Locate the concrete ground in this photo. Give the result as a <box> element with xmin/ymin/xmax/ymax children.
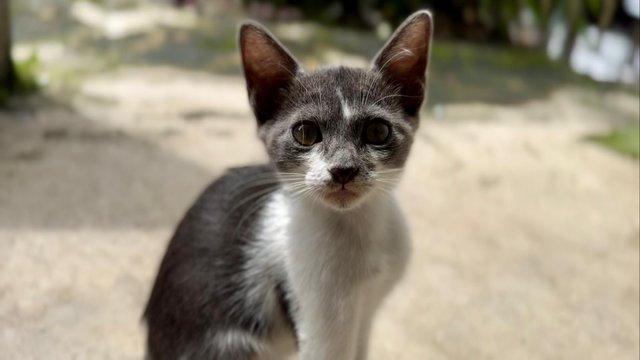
<box><xmin>0</xmin><ymin>66</ymin><xmax>638</xmax><ymax>360</ymax></box>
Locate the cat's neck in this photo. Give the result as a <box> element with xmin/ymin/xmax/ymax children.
<box><xmin>283</xmin><ymin>189</ymin><xmax>396</xmax><ymax>242</ymax></box>
<box><xmin>274</xmin><ymin>186</ymin><xmax>407</xmax><ymax>283</ymax></box>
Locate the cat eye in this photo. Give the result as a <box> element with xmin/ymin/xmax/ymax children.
<box><xmin>292</xmin><ymin>121</ymin><xmax>322</xmax><ymax>146</ymax></box>
<box><xmin>363</xmin><ymin>120</ymin><xmax>391</xmax><ymax>145</ymax></box>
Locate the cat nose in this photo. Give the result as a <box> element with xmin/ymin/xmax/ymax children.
<box><xmin>329</xmin><ymin>167</ymin><xmax>359</xmax><ymax>185</ymax></box>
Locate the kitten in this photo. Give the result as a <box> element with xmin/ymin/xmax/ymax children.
<box><xmin>144</xmin><ymin>10</ymin><xmax>432</xmax><ymax>360</ymax></box>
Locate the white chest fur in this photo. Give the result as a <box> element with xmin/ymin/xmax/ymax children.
<box><xmin>257</xmin><ymin>190</ymin><xmax>411</xmax><ymax>360</ymax></box>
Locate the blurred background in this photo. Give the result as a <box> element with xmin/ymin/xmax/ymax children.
<box><xmin>0</xmin><ymin>1</ymin><xmax>638</xmax><ymax>359</ymax></box>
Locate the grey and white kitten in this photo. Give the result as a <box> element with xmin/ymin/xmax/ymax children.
<box><xmin>144</xmin><ymin>10</ymin><xmax>433</xmax><ymax>360</ymax></box>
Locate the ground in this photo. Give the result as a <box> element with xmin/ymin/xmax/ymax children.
<box><xmin>0</xmin><ymin>1</ymin><xmax>639</xmax><ymax>359</ymax></box>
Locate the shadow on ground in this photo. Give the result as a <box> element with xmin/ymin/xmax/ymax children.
<box><xmin>0</xmin><ymin>98</ymin><xmax>213</xmax><ymax>230</ymax></box>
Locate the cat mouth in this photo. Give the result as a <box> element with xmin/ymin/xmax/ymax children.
<box><xmin>322</xmin><ymin>187</ymin><xmax>362</xmax><ymax>207</ymax></box>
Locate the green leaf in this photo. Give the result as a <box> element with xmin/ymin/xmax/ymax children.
<box><xmin>585</xmin><ymin>0</ymin><xmax>601</xmax><ymax>16</ymax></box>
<box><xmin>589</xmin><ymin>126</ymin><xmax>640</xmax><ymax>159</ymax></box>
<box><xmin>14</xmin><ymin>51</ymin><xmax>40</xmax><ymax>94</ymax></box>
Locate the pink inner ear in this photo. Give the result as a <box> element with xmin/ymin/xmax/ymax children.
<box><xmin>241</xmin><ymin>26</ymin><xmax>298</xmax><ymax>83</ymax></box>
<box><xmin>386</xmin><ymin>20</ymin><xmax>430</xmax><ymax>75</ymax></box>
<box><xmin>243</xmin><ymin>33</ymin><xmax>280</xmax><ymax>74</ymax></box>
<box><xmin>387</xmin><ymin>48</ymin><xmax>420</xmax><ymax>76</ymax></box>
<box><xmin>373</xmin><ymin>11</ymin><xmax>432</xmax><ymax>116</ymax></box>
<box><xmin>240</xmin><ymin>23</ymin><xmax>299</xmax><ymax>123</ymax></box>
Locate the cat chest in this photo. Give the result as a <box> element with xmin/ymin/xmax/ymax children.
<box><xmin>258</xmin><ymin>192</ymin><xmax>409</xmax><ymax>290</ymax></box>
<box><xmin>286</xmin><ymin>221</ymin><xmax>406</xmax><ymax>286</ymax></box>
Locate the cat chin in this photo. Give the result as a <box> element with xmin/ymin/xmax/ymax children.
<box><xmin>318</xmin><ymin>188</ymin><xmax>373</xmax><ymax>211</ymax></box>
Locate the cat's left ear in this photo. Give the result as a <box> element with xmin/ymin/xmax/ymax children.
<box><xmin>239</xmin><ymin>22</ymin><xmax>301</xmax><ymax>125</ymax></box>
<box><xmin>372</xmin><ymin>10</ymin><xmax>433</xmax><ymax>117</ymax></box>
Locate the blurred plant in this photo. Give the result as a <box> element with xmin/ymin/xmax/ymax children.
<box><xmin>551</xmin><ymin>0</ymin><xmax>621</xmax><ymax>58</ymax></box>
<box><xmin>589</xmin><ymin>125</ymin><xmax>640</xmax><ymax>159</ymax></box>
<box><xmin>14</xmin><ymin>52</ymin><xmax>40</xmax><ymax>93</ymax></box>
<box><xmin>0</xmin><ymin>0</ymin><xmax>15</xmax><ymax>102</ymax></box>
<box><xmin>0</xmin><ymin>0</ymin><xmax>40</xmax><ymax>105</ymax></box>
<box><xmin>242</xmin><ymin>0</ymin><xmax>624</xmax><ymax>48</ymax></box>
<box><xmin>0</xmin><ymin>52</ymin><xmax>40</xmax><ymax>104</ymax></box>
<box><xmin>242</xmin><ymin>0</ymin><xmax>374</xmax><ymax>28</ymax></box>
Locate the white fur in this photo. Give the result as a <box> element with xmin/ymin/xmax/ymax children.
<box><xmin>337</xmin><ymin>88</ymin><xmax>354</xmax><ymax>119</ymax></box>
<box><xmin>304</xmin><ymin>150</ymin><xmax>332</xmax><ymax>186</ymax></box>
<box><xmin>211</xmin><ymin>329</ymin><xmax>263</xmax><ymax>355</ymax></box>
<box><xmin>254</xmin><ymin>188</ymin><xmax>411</xmax><ymax>360</ymax></box>
<box><xmin>241</xmin><ymin>193</ymin><xmax>298</xmax><ymax>359</ymax></box>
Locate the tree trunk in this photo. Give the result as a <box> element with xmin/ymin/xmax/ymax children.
<box><xmin>0</xmin><ymin>0</ymin><xmax>15</xmax><ymax>94</ymax></box>
<box><xmin>561</xmin><ymin>0</ymin><xmax>583</xmax><ymax>61</ymax></box>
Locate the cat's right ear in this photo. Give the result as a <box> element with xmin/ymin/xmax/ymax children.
<box><xmin>372</xmin><ymin>11</ymin><xmax>433</xmax><ymax>117</ymax></box>
<box><xmin>239</xmin><ymin>22</ymin><xmax>300</xmax><ymax>125</ymax></box>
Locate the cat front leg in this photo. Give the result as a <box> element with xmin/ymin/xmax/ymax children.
<box><xmin>354</xmin><ymin>315</ymin><xmax>373</xmax><ymax>360</ymax></box>
<box><xmin>294</xmin><ymin>287</ymin><xmax>362</xmax><ymax>360</ymax></box>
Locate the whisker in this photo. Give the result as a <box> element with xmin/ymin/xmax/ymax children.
<box><xmin>232</xmin><ymin>192</ymin><xmax>276</xmax><ymax>237</ymax></box>
<box><xmin>377</xmin><ymin>167</ymin><xmax>404</xmax><ymax>173</ymax></box>
<box><xmin>224</xmin><ymin>179</ymin><xmax>282</xmax><ymax>197</ymax></box>
<box><xmin>224</xmin><ymin>186</ymin><xmax>281</xmax><ymax>222</ymax></box>
<box><xmin>370</xmin><ymin>93</ymin><xmax>421</xmax><ymax>107</ymax></box>
<box><xmin>362</xmin><ymin>71</ymin><xmax>380</xmax><ymax>107</ymax></box>
<box><xmin>377</xmin><ymin>48</ymin><xmax>414</xmax><ymax>73</ymax></box>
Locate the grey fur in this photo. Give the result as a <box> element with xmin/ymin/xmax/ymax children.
<box><xmin>258</xmin><ymin>66</ymin><xmax>416</xmax><ymax>177</ymax></box>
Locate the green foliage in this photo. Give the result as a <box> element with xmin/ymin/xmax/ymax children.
<box><xmin>524</xmin><ymin>0</ymin><xmax>545</xmax><ymax>21</ymax></box>
<box><xmin>14</xmin><ymin>52</ymin><xmax>40</xmax><ymax>94</ymax></box>
<box><xmin>590</xmin><ymin>126</ymin><xmax>640</xmax><ymax>159</ymax></box>
<box><xmin>0</xmin><ymin>52</ymin><xmax>40</xmax><ymax>105</ymax></box>
<box><xmin>427</xmin><ymin>40</ymin><xmax>592</xmax><ymax>105</ymax></box>
<box><xmin>584</xmin><ymin>0</ymin><xmax>601</xmax><ymax>17</ymax></box>
<box><xmin>247</xmin><ymin>0</ymin><xmax>614</xmax><ymax>44</ymax></box>
<box><xmin>0</xmin><ymin>87</ymin><xmax>8</xmax><ymax>104</ymax></box>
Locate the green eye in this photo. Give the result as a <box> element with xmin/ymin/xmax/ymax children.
<box><xmin>363</xmin><ymin>120</ymin><xmax>391</xmax><ymax>145</ymax></box>
<box><xmin>292</xmin><ymin>121</ymin><xmax>321</xmax><ymax>146</ymax></box>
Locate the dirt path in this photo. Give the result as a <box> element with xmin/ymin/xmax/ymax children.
<box><xmin>0</xmin><ymin>65</ymin><xmax>638</xmax><ymax>359</ymax></box>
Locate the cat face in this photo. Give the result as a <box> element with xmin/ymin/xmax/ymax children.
<box><xmin>240</xmin><ymin>11</ymin><xmax>433</xmax><ymax>210</ymax></box>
